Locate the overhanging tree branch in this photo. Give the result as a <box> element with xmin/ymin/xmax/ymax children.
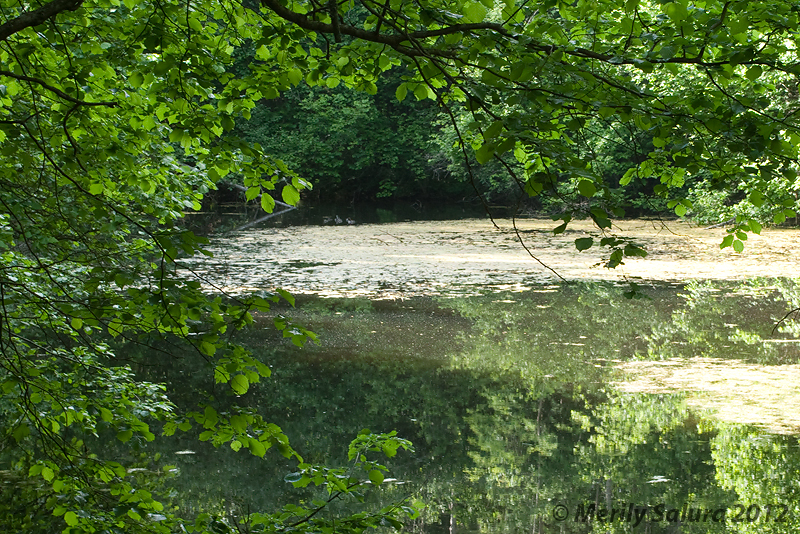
<box><xmin>0</xmin><ymin>70</ymin><xmax>117</xmax><ymax>107</ymax></box>
<box><xmin>259</xmin><ymin>0</ymin><xmax>797</xmax><ymax>74</ymax></box>
<box><xmin>0</xmin><ymin>0</ymin><xmax>84</xmax><ymax>42</ymax></box>
<box><xmin>259</xmin><ymin>0</ymin><xmax>509</xmax><ymax>56</ymax></box>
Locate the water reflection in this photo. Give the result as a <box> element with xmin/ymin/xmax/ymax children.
<box><xmin>132</xmin><ymin>280</ymin><xmax>800</xmax><ymax>532</ymax></box>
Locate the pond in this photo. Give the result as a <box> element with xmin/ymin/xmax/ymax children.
<box><xmin>141</xmin><ymin>218</ymin><xmax>800</xmax><ymax>533</ymax></box>
<box><xmin>184</xmin><ymin>217</ymin><xmax>800</xmax><ymax>296</ymax></box>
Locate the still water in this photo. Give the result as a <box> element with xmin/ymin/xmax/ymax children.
<box><xmin>144</xmin><ymin>219</ymin><xmax>800</xmax><ymax>533</ymax></box>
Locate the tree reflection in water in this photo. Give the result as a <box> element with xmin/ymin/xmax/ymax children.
<box><xmin>129</xmin><ymin>280</ymin><xmax>800</xmax><ymax>533</ymax></box>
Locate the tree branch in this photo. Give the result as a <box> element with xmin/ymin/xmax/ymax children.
<box><xmin>536</xmin><ymin>41</ymin><xmax>791</xmax><ymax>71</ymax></box>
<box><xmin>328</xmin><ymin>0</ymin><xmax>341</xmax><ymax>42</ymax></box>
<box><xmin>0</xmin><ymin>70</ymin><xmax>117</xmax><ymax>107</ymax></box>
<box><xmin>0</xmin><ymin>0</ymin><xmax>84</xmax><ymax>42</ymax></box>
<box><xmin>259</xmin><ymin>0</ymin><xmax>792</xmax><ymax>74</ymax></box>
<box><xmin>260</xmin><ymin>0</ymin><xmax>509</xmax><ymax>56</ymax></box>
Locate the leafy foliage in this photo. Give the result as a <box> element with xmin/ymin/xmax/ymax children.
<box><xmin>235</xmin><ymin>71</ymin><xmax>465</xmax><ymax>201</ymax></box>
<box><xmin>3</xmin><ymin>0</ymin><xmax>800</xmax><ymax>530</ymax></box>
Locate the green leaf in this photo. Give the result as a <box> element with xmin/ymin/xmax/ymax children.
<box><xmin>246</xmin><ymin>186</ymin><xmax>261</xmax><ymax>201</ymax></box>
<box><xmin>484</xmin><ymin>120</ymin><xmax>503</xmax><ymax>140</ymax></box>
<box><xmin>282</xmin><ymin>184</ymin><xmax>300</xmax><ymax>205</ymax></box>
<box><xmin>277</xmin><ymin>443</ymin><xmax>293</xmax><ymax>458</ymax></box>
<box><xmin>41</xmin><ymin>466</ymin><xmax>55</xmax><ymax>482</ymax></box>
<box><xmin>720</xmin><ymin>234</ymin><xmax>734</xmax><ymax>249</ymax></box>
<box><xmin>577</xmin><ymin>180</ymin><xmax>596</xmax><ymax>198</ymax></box>
<box><xmin>64</xmin><ymin>511</ymin><xmax>79</xmax><ymax>526</ymax></box>
<box><xmin>623</xmin><ymin>244</ymin><xmax>648</xmax><ymax>258</ymax></box>
<box><xmin>12</xmin><ymin>424</ymin><xmax>29</xmax><ymax>442</ymax></box>
<box><xmin>727</xmin><ymin>14</ymin><xmax>749</xmax><ymax>36</ymax></box>
<box><xmin>495</xmin><ymin>136</ymin><xmax>516</xmax><ymax>155</ymax></box>
<box><xmin>261</xmin><ymin>194</ymin><xmax>276</xmax><ymax>213</ymax></box>
<box><xmin>129</xmin><ymin>71</ymin><xmax>144</xmax><ymax>88</ymax></box>
<box><xmin>664</xmin><ymin>2</ymin><xmax>688</xmax><ymax>22</ymax></box>
<box><xmin>231</xmin><ymin>374</ymin><xmax>249</xmax><ymax>395</ymax></box>
<box><xmin>200</xmin><ymin>341</ymin><xmax>216</xmax><ymax>356</ymax></box>
<box><xmin>277</xmin><ymin>288</ymin><xmax>295</xmax><ymax>306</ymax></box>
<box><xmin>382</xmin><ymin>441</ymin><xmax>400</xmax><ymax>457</ymax></box>
<box><xmin>249</xmin><ymin>439</ymin><xmax>267</xmax><ymax>457</ymax></box>
<box><xmin>413</xmin><ymin>84</ymin><xmax>431</xmax><ymax>101</ymax></box>
<box><xmin>475</xmin><ymin>144</ymin><xmax>494</xmax><ymax>164</ymax></box>
<box><xmin>204</xmin><ymin>405</ymin><xmax>219</xmax><ymax>427</ymax></box>
<box><xmin>732</xmin><ymin>239</ymin><xmax>744</xmax><ymax>253</ymax></box>
<box><xmin>575</xmin><ymin>237</ymin><xmax>594</xmax><ymax>251</ymax></box>
<box><xmin>368</xmin><ymin>469</ymin><xmax>385</xmax><ymax>485</ymax></box>
<box><xmin>288</xmin><ymin>68</ymin><xmax>303</xmax><ymax>86</ymax></box>
<box><xmin>745</xmin><ymin>66</ymin><xmax>763</xmax><ymax>81</ymax></box>
<box><xmin>367</xmin><ymin>79</ymin><xmax>380</xmax><ymax>95</ymax></box>
<box><xmin>464</xmin><ymin>2</ymin><xmax>488</xmax><ymax>23</ymax></box>
<box><xmin>230</xmin><ymin>414</ymin><xmax>247</xmax><ymax>432</ymax></box>
<box><xmin>598</xmin><ymin>107</ymin><xmax>615</xmax><ymax>119</ymax></box>
<box><xmin>620</xmin><ymin>168</ymin><xmax>636</xmax><ymax>186</ymax></box>
<box><xmin>395</xmin><ymin>84</ymin><xmax>408</xmax><ymax>102</ymax></box>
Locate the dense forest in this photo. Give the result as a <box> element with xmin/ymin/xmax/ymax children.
<box><xmin>218</xmin><ymin>38</ymin><xmax>800</xmax><ymax>230</ymax></box>
<box><xmin>220</xmin><ymin>66</ymin><xmax>800</xmax><ymax>227</ymax></box>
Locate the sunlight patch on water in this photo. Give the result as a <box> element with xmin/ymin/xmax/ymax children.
<box><xmin>183</xmin><ymin>218</ymin><xmax>800</xmax><ymax>298</ymax></box>
<box><xmin>616</xmin><ymin>357</ymin><xmax>800</xmax><ymax>434</ymax></box>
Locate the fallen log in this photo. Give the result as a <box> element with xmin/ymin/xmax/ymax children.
<box><xmin>704</xmin><ymin>217</ymin><xmax>735</xmax><ymax>230</ymax></box>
